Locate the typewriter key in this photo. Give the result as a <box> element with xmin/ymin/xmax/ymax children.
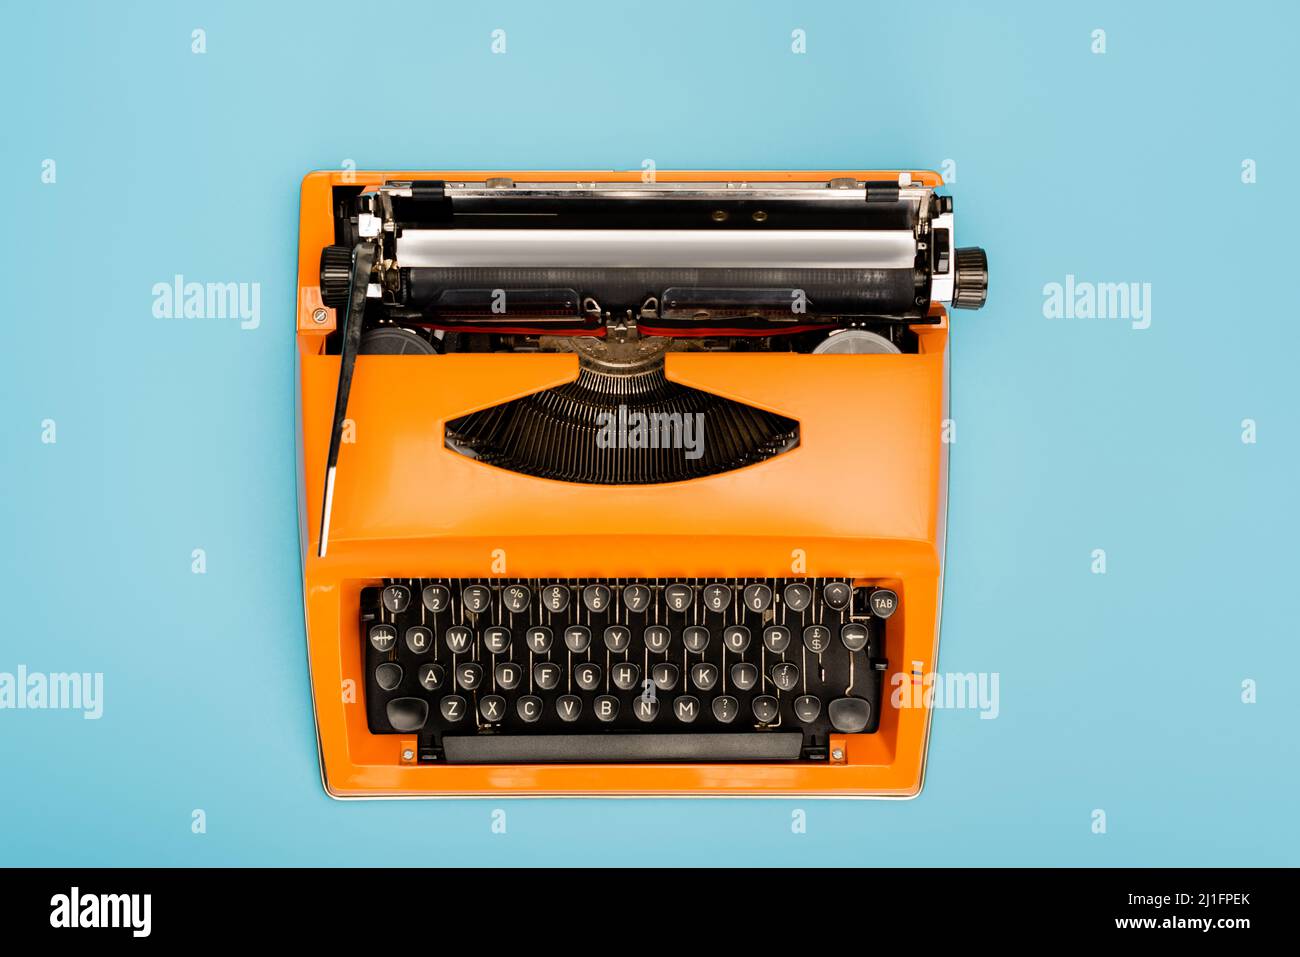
<box><xmin>503</xmin><ymin>584</ymin><xmax>531</xmax><ymax>613</ymax></box>
<box><xmin>762</xmin><ymin>626</ymin><xmax>792</xmax><ymax>654</ymax></box>
<box><xmin>582</xmin><ymin>583</ymin><xmax>611</xmax><ymax>613</ymax></box>
<box><xmin>557</xmin><ymin>695</ymin><xmax>583</xmax><ymax>722</ymax></box>
<box><xmin>644</xmin><ymin>625</ymin><xmax>672</xmax><ymax>653</ymax></box>
<box><xmin>382</xmin><ymin>584</ymin><xmax>411</xmax><ymax>614</ymax></box>
<box><xmin>594</xmin><ymin>695</ymin><xmax>620</xmax><ymax>722</ymax></box>
<box><xmin>664</xmin><ymin>583</ymin><xmax>694</xmax><ymax>612</ymax></box>
<box><xmin>723</xmin><ymin>625</ymin><xmax>751</xmax><ymax>653</ymax></box>
<box><xmin>541</xmin><ymin>584</ymin><xmax>570</xmax><ymax>613</ymax></box>
<box><xmin>440</xmin><ymin>696</ymin><xmax>467</xmax><ymax>722</ymax></box>
<box><xmin>534</xmin><ymin>663</ymin><xmax>561</xmax><ymax>691</ymax></box>
<box><xmin>683</xmin><ymin>626</ymin><xmax>710</xmax><ymax>653</ymax></box>
<box><xmin>574</xmin><ymin>662</ymin><xmax>602</xmax><ymax>691</ymax></box>
<box><xmin>793</xmin><ymin>695</ymin><xmax>822</xmax><ymax>723</ymax></box>
<box><xmin>494</xmin><ymin>662</ymin><xmax>522</xmax><ymax>691</ymax></box>
<box><xmin>829</xmin><ymin>697</ymin><xmax>872</xmax><ymax>734</ymax></box>
<box><xmin>673</xmin><ymin>696</ymin><xmax>700</xmax><ymax>723</ymax></box>
<box><xmin>840</xmin><ymin>623</ymin><xmax>869</xmax><ymax>652</ymax></box>
<box><xmin>525</xmin><ymin>626</ymin><xmax>553</xmax><ymax>654</ymax></box>
<box><xmin>612</xmin><ymin>662</ymin><xmax>641</xmax><ymax>691</ymax></box>
<box><xmin>633</xmin><ymin>696</ymin><xmax>660</xmax><ymax>722</ymax></box>
<box><xmin>405</xmin><ymin>626</ymin><xmax>433</xmax><ymax>654</ymax></box>
<box><xmin>652</xmin><ymin>662</ymin><xmax>680</xmax><ymax>691</ymax></box>
<box><xmin>823</xmin><ymin>582</ymin><xmax>852</xmax><ymax>611</ymax></box>
<box><xmin>374</xmin><ymin>662</ymin><xmax>403</xmax><ymax>692</ymax></box>
<box><xmin>418</xmin><ymin>663</ymin><xmax>445</xmax><ymax>691</ymax></box>
<box><xmin>690</xmin><ymin>662</ymin><xmax>719</xmax><ymax>691</ymax></box>
<box><xmin>422</xmin><ymin>584</ymin><xmax>451</xmax><ymax>614</ymax></box>
<box><xmin>462</xmin><ymin>585</ymin><xmax>491</xmax><ymax>614</ymax></box>
<box><xmin>803</xmin><ymin>625</ymin><xmax>832</xmax><ymax>653</ymax></box>
<box><xmin>751</xmin><ymin>695</ymin><xmax>780</xmax><ymax>724</ymax></box>
<box><xmin>743</xmin><ymin>584</ymin><xmax>773</xmax><ymax>613</ymax></box>
<box><xmin>869</xmin><ymin>588</ymin><xmax>899</xmax><ymax>619</ymax></box>
<box><xmin>564</xmin><ymin>625</ymin><xmax>592</xmax><ymax>653</ymax></box>
<box><xmin>516</xmin><ymin>696</ymin><xmax>542</xmax><ymax>723</ymax></box>
<box><xmin>712</xmin><ymin>696</ymin><xmax>738</xmax><ymax>723</ymax></box>
<box><xmin>479</xmin><ymin>695</ymin><xmax>506</xmax><ymax>723</ymax></box>
<box><xmin>730</xmin><ymin>662</ymin><xmax>759</xmax><ymax>691</ymax></box>
<box><xmin>770</xmin><ymin>662</ymin><xmax>800</xmax><ymax>692</ymax></box>
<box><xmin>622</xmin><ymin>584</ymin><xmax>651</xmax><ymax>613</ymax></box>
<box><xmin>603</xmin><ymin>625</ymin><xmax>632</xmax><ymax>653</ymax></box>
<box><xmin>445</xmin><ymin>626</ymin><xmax>473</xmax><ymax>654</ymax></box>
<box><xmin>483</xmin><ymin>627</ymin><xmax>511</xmax><ymax>655</ymax></box>
<box><xmin>703</xmin><ymin>583</ymin><xmax>732</xmax><ymax>612</ymax></box>
<box><xmin>386</xmin><ymin>697</ymin><xmax>428</xmax><ymax>732</ymax></box>
<box><xmin>369</xmin><ymin>624</ymin><xmax>397</xmax><ymax>653</ymax></box>
<box><xmin>456</xmin><ymin>662</ymin><xmax>484</xmax><ymax>691</ymax></box>
<box><xmin>782</xmin><ymin>583</ymin><xmax>812</xmax><ymax>613</ymax></box>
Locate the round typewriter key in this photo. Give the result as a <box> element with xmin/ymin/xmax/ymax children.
<box><xmin>494</xmin><ymin>662</ymin><xmax>522</xmax><ymax>691</ymax></box>
<box><xmin>564</xmin><ymin>625</ymin><xmax>592</xmax><ymax>653</ymax></box>
<box><xmin>643</xmin><ymin>625</ymin><xmax>672</xmax><ymax>653</ymax></box>
<box><xmin>703</xmin><ymin>583</ymin><xmax>732</xmax><ymax>612</ymax></box>
<box><xmin>525</xmin><ymin>626</ymin><xmax>553</xmax><ymax>654</ymax></box>
<box><xmin>683</xmin><ymin>626</ymin><xmax>710</xmax><ymax>654</ymax></box>
<box><xmin>674</xmin><ymin>695</ymin><xmax>701</xmax><ymax>723</ymax></box>
<box><xmin>633</xmin><ymin>696</ymin><xmax>660</xmax><ymax>723</ymax></box>
<box><xmin>770</xmin><ymin>662</ymin><xmax>800</xmax><ymax>692</ymax></box>
<box><xmin>386</xmin><ymin>698</ymin><xmax>428</xmax><ymax>732</ymax></box>
<box><xmin>374</xmin><ymin>662</ymin><xmax>403</xmax><ymax>692</ymax></box>
<box><xmin>840</xmin><ymin>622</ymin><xmax>869</xmax><ymax>652</ymax></box>
<box><xmin>782</xmin><ymin>582</ymin><xmax>813</xmax><ymax>613</ymax></box>
<box><xmin>793</xmin><ymin>695</ymin><xmax>822</xmax><ymax>723</ymax></box>
<box><xmin>712</xmin><ymin>695</ymin><xmax>739</xmax><ymax>723</ymax></box>
<box><xmin>823</xmin><ymin>581</ymin><xmax>852</xmax><ymax>611</ymax></box>
<box><xmin>723</xmin><ymin>625</ymin><xmax>751</xmax><ymax>653</ymax></box>
<box><xmin>869</xmin><ymin>588</ymin><xmax>899</xmax><ymax>619</ymax></box>
<box><xmin>690</xmin><ymin>662</ymin><xmax>719</xmax><ymax>692</ymax></box>
<box><xmin>368</xmin><ymin>624</ymin><xmax>397</xmax><ymax>653</ymax></box>
<box><xmin>556</xmin><ymin>695</ymin><xmax>583</xmax><ymax>722</ymax></box>
<box><xmin>752</xmin><ymin>695</ymin><xmax>780</xmax><ymax>724</ymax></box>
<box><xmin>595</xmin><ymin>695</ymin><xmax>620</xmax><ymax>722</ymax></box>
<box><xmin>652</xmin><ymin>662</ymin><xmax>679</xmax><ymax>691</ymax></box>
<box><xmin>612</xmin><ymin>662</ymin><xmax>641</xmax><ymax>691</ymax></box>
<box><xmin>418</xmin><ymin>663</ymin><xmax>445</xmax><ymax>691</ymax></box>
<box><xmin>456</xmin><ymin>662</ymin><xmax>484</xmax><ymax>691</ymax></box>
<box><xmin>575</xmin><ymin>662</ymin><xmax>602</xmax><ymax>691</ymax></box>
<box><xmin>603</xmin><ymin>625</ymin><xmax>632</xmax><ymax>653</ymax></box>
<box><xmin>381</xmin><ymin>584</ymin><xmax>411</xmax><ymax>614</ymax></box>
<box><xmin>483</xmin><ymin>626</ymin><xmax>511</xmax><ymax>655</ymax></box>
<box><xmin>534</xmin><ymin>662</ymin><xmax>561</xmax><ymax>691</ymax></box>
<box><xmin>503</xmin><ymin>584</ymin><xmax>531</xmax><ymax>614</ymax></box>
<box><xmin>743</xmin><ymin>583</ymin><xmax>773</xmax><ymax>613</ymax></box>
<box><xmin>803</xmin><ymin>625</ymin><xmax>832</xmax><ymax>654</ymax></box>
<box><xmin>440</xmin><ymin>695</ymin><xmax>468</xmax><ymax>722</ymax></box>
<box><xmin>730</xmin><ymin>662</ymin><xmax>759</xmax><ymax>692</ymax></box>
<box><xmin>461</xmin><ymin>585</ymin><xmax>491</xmax><ymax>614</ymax></box>
<box><xmin>542</xmin><ymin>584</ymin><xmax>570</xmax><ymax>613</ymax></box>
<box><xmin>762</xmin><ymin>625</ymin><xmax>792</xmax><ymax>654</ymax></box>
<box><xmin>622</xmin><ymin>583</ymin><xmax>651</xmax><ymax>614</ymax></box>
<box><xmin>582</xmin><ymin>583</ymin><xmax>612</xmax><ymax>613</ymax></box>
<box><xmin>479</xmin><ymin>695</ymin><xmax>506</xmax><ymax>723</ymax></box>
<box><xmin>664</xmin><ymin>583</ymin><xmax>694</xmax><ymax>612</ymax></box>
<box><xmin>421</xmin><ymin>584</ymin><xmax>451</xmax><ymax>614</ymax></box>
<box><xmin>444</xmin><ymin>626</ymin><xmax>473</xmax><ymax>655</ymax></box>
<box><xmin>405</xmin><ymin>626</ymin><xmax>434</xmax><ymax>654</ymax></box>
<box><xmin>516</xmin><ymin>695</ymin><xmax>542</xmax><ymax>723</ymax></box>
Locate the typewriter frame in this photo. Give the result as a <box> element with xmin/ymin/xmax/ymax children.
<box><xmin>297</xmin><ymin>169</ymin><xmax>949</xmax><ymax>799</ymax></box>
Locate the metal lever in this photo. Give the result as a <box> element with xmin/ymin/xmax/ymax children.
<box><xmin>317</xmin><ymin>242</ymin><xmax>376</xmax><ymax>558</ymax></box>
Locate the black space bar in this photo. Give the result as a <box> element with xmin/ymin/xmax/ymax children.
<box><xmin>442</xmin><ymin>733</ymin><xmax>804</xmax><ymax>764</ymax></box>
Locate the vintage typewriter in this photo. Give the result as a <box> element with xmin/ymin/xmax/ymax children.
<box><xmin>295</xmin><ymin>170</ymin><xmax>987</xmax><ymax>797</ymax></box>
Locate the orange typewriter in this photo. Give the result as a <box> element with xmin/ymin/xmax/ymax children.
<box><xmin>296</xmin><ymin>169</ymin><xmax>988</xmax><ymax>798</ymax></box>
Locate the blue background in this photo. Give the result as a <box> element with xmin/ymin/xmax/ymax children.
<box><xmin>3</xmin><ymin>0</ymin><xmax>1296</xmax><ymax>866</ymax></box>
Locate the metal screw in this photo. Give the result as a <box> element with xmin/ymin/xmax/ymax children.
<box><xmin>311</xmin><ymin>308</ymin><xmax>328</xmax><ymax>324</ymax></box>
<box><xmin>711</xmin><ymin>209</ymin><xmax>729</xmax><ymax>222</ymax></box>
<box><xmin>831</xmin><ymin>748</ymin><xmax>844</xmax><ymax>761</ymax></box>
<box><xmin>401</xmin><ymin>749</ymin><xmax>414</xmax><ymax>761</ymax></box>
<box><xmin>752</xmin><ymin>210</ymin><xmax>768</xmax><ymax>222</ymax></box>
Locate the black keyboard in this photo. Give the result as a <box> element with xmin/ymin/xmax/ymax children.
<box><xmin>361</xmin><ymin>577</ymin><xmax>896</xmax><ymax>763</ymax></box>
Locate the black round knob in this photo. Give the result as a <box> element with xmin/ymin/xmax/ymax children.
<box><xmin>952</xmin><ymin>246</ymin><xmax>988</xmax><ymax>310</ymax></box>
<box><xmin>319</xmin><ymin>245</ymin><xmax>354</xmax><ymax>310</ymax></box>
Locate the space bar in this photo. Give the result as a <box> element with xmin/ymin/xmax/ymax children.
<box><xmin>442</xmin><ymin>732</ymin><xmax>804</xmax><ymax>764</ymax></box>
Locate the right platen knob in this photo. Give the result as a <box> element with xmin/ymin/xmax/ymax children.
<box><xmin>952</xmin><ymin>246</ymin><xmax>989</xmax><ymax>310</ymax></box>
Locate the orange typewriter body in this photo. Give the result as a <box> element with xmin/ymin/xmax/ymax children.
<box><xmin>297</xmin><ymin>170</ymin><xmax>951</xmax><ymax>798</ymax></box>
